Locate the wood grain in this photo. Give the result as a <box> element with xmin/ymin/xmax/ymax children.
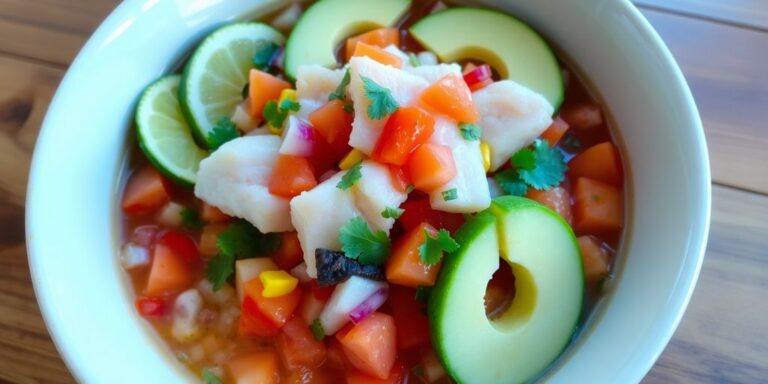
<box><xmin>0</xmin><ymin>1</ymin><xmax>766</xmax><ymax>383</ymax></box>
<box><xmin>642</xmin><ymin>9</ymin><xmax>768</xmax><ymax>195</ymax></box>
<box><xmin>635</xmin><ymin>0</ymin><xmax>768</xmax><ymax>31</ymax></box>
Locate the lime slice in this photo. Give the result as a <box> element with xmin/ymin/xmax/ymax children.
<box><xmin>180</xmin><ymin>23</ymin><xmax>285</xmax><ymax>148</ymax></box>
<box><xmin>136</xmin><ymin>75</ymin><xmax>208</xmax><ymax>186</ymax></box>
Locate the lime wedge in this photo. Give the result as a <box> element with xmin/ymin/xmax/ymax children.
<box><xmin>180</xmin><ymin>23</ymin><xmax>285</xmax><ymax>148</ymax></box>
<box><xmin>136</xmin><ymin>75</ymin><xmax>208</xmax><ymax>186</ymax></box>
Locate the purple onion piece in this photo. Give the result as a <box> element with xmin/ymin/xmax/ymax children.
<box><xmin>348</xmin><ymin>287</ymin><xmax>389</xmax><ymax>324</ymax></box>
<box><xmin>271</xmin><ymin>47</ymin><xmax>285</xmax><ymax>72</ymax></box>
<box><xmin>298</xmin><ymin>120</ymin><xmax>315</xmax><ymax>141</ymax></box>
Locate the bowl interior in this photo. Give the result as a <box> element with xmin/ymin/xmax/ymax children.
<box><xmin>26</xmin><ymin>0</ymin><xmax>709</xmax><ymax>382</ymax></box>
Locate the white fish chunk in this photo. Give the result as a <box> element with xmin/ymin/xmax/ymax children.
<box><xmin>352</xmin><ymin>161</ymin><xmax>408</xmax><ymax>233</ymax></box>
<box><xmin>194</xmin><ymin>136</ymin><xmax>293</xmax><ymax>232</ymax></box>
<box><xmin>296</xmin><ymin>64</ymin><xmax>345</xmax><ymax>103</ymax></box>
<box><xmin>473</xmin><ymin>80</ymin><xmax>554</xmax><ymax>171</ymax></box>
<box><xmin>383</xmin><ymin>44</ymin><xmax>410</xmax><ymax>66</ymax></box>
<box><xmin>428</xmin><ymin>117</ymin><xmax>491</xmax><ymax>213</ymax></box>
<box><xmin>407</xmin><ymin>63</ymin><xmax>461</xmax><ymax>84</ymax></box>
<box><xmin>290</xmin><ymin>172</ymin><xmax>362</xmax><ymax>277</ymax></box>
<box><xmin>347</xmin><ymin>56</ymin><xmax>428</xmax><ymax>155</ymax></box>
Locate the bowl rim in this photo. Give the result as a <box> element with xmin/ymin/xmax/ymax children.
<box><xmin>25</xmin><ymin>0</ymin><xmax>711</xmax><ymax>382</ymax></box>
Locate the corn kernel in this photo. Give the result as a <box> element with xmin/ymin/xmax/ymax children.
<box><xmin>267</xmin><ymin>124</ymin><xmax>283</xmax><ymax>135</ymax></box>
<box><xmin>481</xmin><ymin>142</ymin><xmax>491</xmax><ymax>172</ymax></box>
<box><xmin>277</xmin><ymin>89</ymin><xmax>297</xmax><ymax>105</ymax></box>
<box><xmin>339</xmin><ymin>149</ymin><xmax>367</xmax><ymax>170</ymax></box>
<box><xmin>259</xmin><ymin>270</ymin><xmax>298</xmax><ymax>298</ymax></box>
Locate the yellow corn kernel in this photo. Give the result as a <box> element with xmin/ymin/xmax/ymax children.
<box><xmin>481</xmin><ymin>142</ymin><xmax>491</xmax><ymax>172</ymax></box>
<box><xmin>267</xmin><ymin>124</ymin><xmax>283</xmax><ymax>135</ymax></box>
<box><xmin>277</xmin><ymin>89</ymin><xmax>297</xmax><ymax>105</ymax></box>
<box><xmin>259</xmin><ymin>270</ymin><xmax>298</xmax><ymax>298</ymax></box>
<box><xmin>339</xmin><ymin>149</ymin><xmax>367</xmax><ymax>170</ymax></box>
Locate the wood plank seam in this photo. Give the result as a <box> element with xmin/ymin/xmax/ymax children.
<box><xmin>635</xmin><ymin>3</ymin><xmax>768</xmax><ymax>35</ymax></box>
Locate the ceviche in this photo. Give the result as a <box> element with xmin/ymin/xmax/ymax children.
<box><xmin>119</xmin><ymin>1</ymin><xmax>624</xmax><ymax>383</ymax></box>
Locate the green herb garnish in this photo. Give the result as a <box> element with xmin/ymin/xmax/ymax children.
<box><xmin>310</xmin><ymin>319</ymin><xmax>325</xmax><ymax>341</ymax></box>
<box><xmin>381</xmin><ymin>206</ymin><xmax>404</xmax><ymax>219</ymax></box>
<box><xmin>442</xmin><ymin>188</ymin><xmax>458</xmax><ymax>202</ymax></box>
<box><xmin>339</xmin><ymin>217</ymin><xmax>391</xmax><ymax>266</ymax></box>
<box><xmin>180</xmin><ymin>208</ymin><xmax>205</xmax><ymax>231</ymax></box>
<box><xmin>206</xmin><ymin>220</ymin><xmax>281</xmax><ymax>290</ymax></box>
<box><xmin>329</xmin><ymin>68</ymin><xmax>351</xmax><ymax>101</ymax></box>
<box><xmin>209</xmin><ymin>117</ymin><xmax>239</xmax><ymax>150</ymax></box>
<box><xmin>459</xmin><ymin>122</ymin><xmax>481</xmax><ymax>141</ymax></box>
<box><xmin>419</xmin><ymin>228</ymin><xmax>459</xmax><ymax>266</ymax></box>
<box><xmin>252</xmin><ymin>40</ymin><xmax>280</xmax><ymax>70</ymax></box>
<box><xmin>336</xmin><ymin>162</ymin><xmax>363</xmax><ymax>190</ymax></box>
<box><xmin>361</xmin><ymin>75</ymin><xmax>398</xmax><ymax>120</ymax></box>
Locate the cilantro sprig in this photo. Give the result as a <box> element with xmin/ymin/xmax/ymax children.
<box><xmin>419</xmin><ymin>228</ymin><xmax>459</xmax><ymax>266</ymax></box>
<box><xmin>494</xmin><ymin>139</ymin><xmax>567</xmax><ymax>195</ymax></box>
<box><xmin>209</xmin><ymin>117</ymin><xmax>239</xmax><ymax>150</ymax></box>
<box><xmin>442</xmin><ymin>188</ymin><xmax>458</xmax><ymax>202</ymax></box>
<box><xmin>337</xmin><ymin>162</ymin><xmax>363</xmax><ymax>190</ymax></box>
<box><xmin>361</xmin><ymin>76</ymin><xmax>398</xmax><ymax>120</ymax></box>
<box><xmin>310</xmin><ymin>319</ymin><xmax>325</xmax><ymax>341</ymax></box>
<box><xmin>264</xmin><ymin>99</ymin><xmax>301</xmax><ymax>129</ymax></box>
<box><xmin>180</xmin><ymin>208</ymin><xmax>205</xmax><ymax>231</ymax></box>
<box><xmin>381</xmin><ymin>206</ymin><xmax>404</xmax><ymax>219</ymax></box>
<box><xmin>329</xmin><ymin>68</ymin><xmax>351</xmax><ymax>101</ymax></box>
<box><xmin>206</xmin><ymin>220</ymin><xmax>282</xmax><ymax>290</ymax></box>
<box><xmin>459</xmin><ymin>123</ymin><xmax>481</xmax><ymax>141</ymax></box>
<box><xmin>202</xmin><ymin>368</ymin><xmax>223</xmax><ymax>384</ymax></box>
<box><xmin>252</xmin><ymin>40</ymin><xmax>280</xmax><ymax>71</ymax></box>
<box><xmin>408</xmin><ymin>53</ymin><xmax>421</xmax><ymax>67</ymax></box>
<box><xmin>339</xmin><ymin>217</ymin><xmax>391</xmax><ymax>266</ymax></box>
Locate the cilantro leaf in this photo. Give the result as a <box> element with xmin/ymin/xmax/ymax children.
<box><xmin>264</xmin><ymin>99</ymin><xmax>301</xmax><ymax>129</ymax></box>
<box><xmin>280</xmin><ymin>98</ymin><xmax>301</xmax><ymax>112</ymax></box>
<box><xmin>361</xmin><ymin>76</ymin><xmax>398</xmax><ymax>120</ymax></box>
<box><xmin>408</xmin><ymin>53</ymin><xmax>421</xmax><ymax>67</ymax></box>
<box><xmin>339</xmin><ymin>217</ymin><xmax>391</xmax><ymax>266</ymax></box>
<box><xmin>405</xmin><ymin>184</ymin><xmax>415</xmax><ymax>194</ymax></box>
<box><xmin>252</xmin><ymin>40</ymin><xmax>280</xmax><ymax>70</ymax></box>
<box><xmin>517</xmin><ymin>139</ymin><xmax>567</xmax><ymax>190</ymax></box>
<box><xmin>442</xmin><ymin>188</ymin><xmax>458</xmax><ymax>201</ymax></box>
<box><xmin>494</xmin><ymin>169</ymin><xmax>529</xmax><ymax>196</ymax></box>
<box><xmin>206</xmin><ymin>252</ymin><xmax>235</xmax><ymax>291</ymax></box>
<box><xmin>209</xmin><ymin>117</ymin><xmax>239</xmax><ymax>150</ymax></box>
<box><xmin>415</xmin><ymin>286</ymin><xmax>432</xmax><ymax>304</ymax></box>
<box><xmin>329</xmin><ymin>68</ymin><xmax>351</xmax><ymax>101</ymax></box>
<box><xmin>511</xmin><ymin>148</ymin><xmax>536</xmax><ymax>170</ymax></box>
<box><xmin>310</xmin><ymin>319</ymin><xmax>325</xmax><ymax>341</ymax></box>
<box><xmin>180</xmin><ymin>208</ymin><xmax>205</xmax><ymax>231</ymax></box>
<box><xmin>202</xmin><ymin>368</ymin><xmax>224</xmax><ymax>384</ymax></box>
<box><xmin>419</xmin><ymin>229</ymin><xmax>459</xmax><ymax>266</ymax></box>
<box><xmin>343</xmin><ymin>103</ymin><xmax>355</xmax><ymax>113</ymax></box>
<box><xmin>337</xmin><ymin>162</ymin><xmax>363</xmax><ymax>190</ymax></box>
<box><xmin>217</xmin><ymin>220</ymin><xmax>281</xmax><ymax>260</ymax></box>
<box><xmin>459</xmin><ymin>123</ymin><xmax>481</xmax><ymax>141</ymax></box>
<box><xmin>381</xmin><ymin>206</ymin><xmax>404</xmax><ymax>219</ymax></box>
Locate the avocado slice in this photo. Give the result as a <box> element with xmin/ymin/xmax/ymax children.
<box><xmin>283</xmin><ymin>0</ymin><xmax>410</xmax><ymax>80</ymax></box>
<box><xmin>429</xmin><ymin>196</ymin><xmax>583</xmax><ymax>384</ymax></box>
<box><xmin>410</xmin><ymin>8</ymin><xmax>564</xmax><ymax>110</ymax></box>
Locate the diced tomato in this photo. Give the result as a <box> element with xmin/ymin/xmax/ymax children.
<box><xmin>338</xmin><ymin>312</ymin><xmax>397</xmax><ymax>379</ymax></box>
<box><xmin>156</xmin><ymin>230</ymin><xmax>200</xmax><ymax>266</ymax></box>
<box><xmin>299</xmin><ymin>289</ymin><xmax>326</xmax><ymax>325</ymax></box>
<box><xmin>239</xmin><ymin>295</ymin><xmax>282</xmax><ymax>337</ymax></box>
<box><xmin>308</xmin><ymin>134</ymin><xmax>342</xmax><ymax>178</ymax></box>
<box><xmin>419</xmin><ymin>73</ymin><xmax>479</xmax><ymax>122</ymax></box>
<box><xmin>284</xmin><ymin>366</ymin><xmax>337</xmax><ymax>384</ymax></box>
<box><xmin>309</xmin><ymin>279</ymin><xmax>335</xmax><ymax>301</ymax></box>
<box><xmin>577</xmin><ymin>236</ymin><xmax>611</xmax><ymax>284</ymax></box>
<box><xmin>345</xmin><ymin>362</ymin><xmax>406</xmax><ymax>384</ymax></box>
<box><xmin>346</xmin><ymin>28</ymin><xmax>400</xmax><ymax>61</ymax></box>
<box><xmin>525</xmin><ymin>186</ymin><xmax>573</xmax><ymax>224</ymax></box>
<box><xmin>144</xmin><ymin>243</ymin><xmax>195</xmax><ymax>296</ymax></box>
<box><xmin>463</xmin><ymin>64</ymin><xmax>493</xmax><ymax>92</ymax></box>
<box><xmin>309</xmin><ymin>100</ymin><xmax>354</xmax><ymax>156</ymax></box>
<box><xmin>199</xmin><ymin>223</ymin><xmax>227</xmax><ymax>258</ymax></box>
<box><xmin>541</xmin><ymin>117</ymin><xmax>570</xmax><ymax>146</ymax></box>
<box><xmin>201</xmin><ymin>202</ymin><xmax>230</xmax><ymax>223</ymax></box>
<box><xmin>372</xmin><ymin>106</ymin><xmax>435</xmax><ymax>166</ymax></box>
<box><xmin>560</xmin><ymin>103</ymin><xmax>603</xmax><ymax>131</ymax></box>
<box><xmin>405</xmin><ymin>143</ymin><xmax>457</xmax><ymax>192</ymax></box>
<box><xmin>573</xmin><ymin>177</ymin><xmax>623</xmax><ymax>234</ymax></box>
<box><xmin>268</xmin><ymin>155</ymin><xmax>318</xmax><ymax>198</ymax></box>
<box><xmin>243</xmin><ymin>279</ymin><xmax>302</xmax><ymax>332</ymax></box>
<box><xmin>387</xmin><ymin>286</ymin><xmax>430</xmax><ymax>350</ymax></box>
<box><xmin>227</xmin><ymin>351</ymin><xmax>280</xmax><ymax>384</ymax></box>
<box><xmin>386</xmin><ymin>223</ymin><xmax>441</xmax><ymax>288</ymax></box>
<box><xmin>122</xmin><ymin>167</ymin><xmax>170</xmax><ymax>215</ymax></box>
<box><xmin>568</xmin><ymin>142</ymin><xmax>622</xmax><ymax>185</ymax></box>
<box><xmin>352</xmin><ymin>42</ymin><xmax>402</xmax><ymax>68</ymax></box>
<box><xmin>327</xmin><ymin>338</ymin><xmax>353</xmax><ymax>371</ymax></box>
<box><xmin>388</xmin><ymin>165</ymin><xmax>411</xmax><ymax>194</ymax></box>
<box><xmin>135</xmin><ymin>297</ymin><xmax>168</xmax><ymax>317</ymax></box>
<box><xmin>276</xmin><ymin>317</ymin><xmax>327</xmax><ymax>370</ymax></box>
<box><xmin>271</xmin><ymin>231</ymin><xmax>304</xmax><ymax>270</ymax></box>
<box><xmin>249</xmin><ymin>69</ymin><xmax>292</xmax><ymax>120</ymax></box>
<box><xmin>398</xmin><ymin>198</ymin><xmax>464</xmax><ymax>234</ymax></box>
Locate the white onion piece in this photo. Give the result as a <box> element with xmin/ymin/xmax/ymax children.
<box><xmin>230</xmin><ymin>100</ymin><xmax>259</xmax><ymax>132</ymax></box>
<box><xmin>120</xmin><ymin>242</ymin><xmax>150</xmax><ymax>270</ymax></box>
<box><xmin>300</xmin><ymin>292</ymin><xmax>326</xmax><ymax>325</ymax></box>
<box><xmin>279</xmin><ymin>116</ymin><xmax>316</xmax><ymax>157</ymax></box>
<box><xmin>132</xmin><ymin>225</ymin><xmax>158</xmax><ymax>247</ymax></box>
<box><xmin>172</xmin><ymin>288</ymin><xmax>203</xmax><ymax>342</ymax></box>
<box><xmin>289</xmin><ymin>262</ymin><xmax>312</xmax><ymax>283</ymax></box>
<box><xmin>417</xmin><ymin>51</ymin><xmax>439</xmax><ymax>66</ymax></box>
<box><xmin>156</xmin><ymin>202</ymin><xmax>184</xmax><ymax>227</ymax></box>
<box><xmin>348</xmin><ymin>287</ymin><xmax>388</xmax><ymax>324</ymax></box>
<box><xmin>319</xmin><ymin>276</ymin><xmax>388</xmax><ymax>335</ymax></box>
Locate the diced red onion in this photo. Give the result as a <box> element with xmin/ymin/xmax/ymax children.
<box><xmin>348</xmin><ymin>287</ymin><xmax>388</xmax><ymax>324</ymax></box>
<box><xmin>271</xmin><ymin>47</ymin><xmax>285</xmax><ymax>72</ymax></box>
<box><xmin>120</xmin><ymin>242</ymin><xmax>150</xmax><ymax>269</ymax></box>
<box><xmin>279</xmin><ymin>116</ymin><xmax>315</xmax><ymax>157</ymax></box>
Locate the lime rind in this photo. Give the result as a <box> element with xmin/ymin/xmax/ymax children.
<box><xmin>136</xmin><ymin>75</ymin><xmax>208</xmax><ymax>186</ymax></box>
<box><xmin>180</xmin><ymin>22</ymin><xmax>285</xmax><ymax>148</ymax></box>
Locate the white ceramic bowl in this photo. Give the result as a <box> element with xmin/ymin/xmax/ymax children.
<box><xmin>26</xmin><ymin>0</ymin><xmax>710</xmax><ymax>383</ymax></box>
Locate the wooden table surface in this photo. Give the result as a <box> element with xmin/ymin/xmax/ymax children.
<box><xmin>1</xmin><ymin>1</ymin><xmax>766</xmax><ymax>383</ymax></box>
